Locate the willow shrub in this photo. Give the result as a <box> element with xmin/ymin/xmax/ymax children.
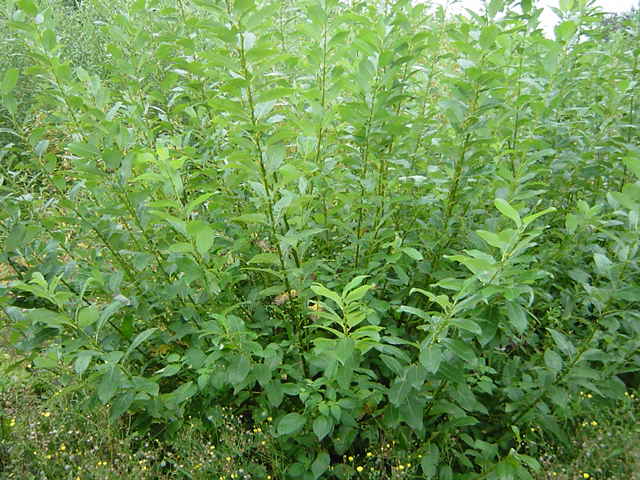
<box><xmin>1</xmin><ymin>0</ymin><xmax>639</xmax><ymax>478</ymax></box>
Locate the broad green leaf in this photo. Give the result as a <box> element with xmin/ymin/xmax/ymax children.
<box><xmin>265</xmin><ymin>380</ymin><xmax>284</xmax><ymax>407</ymax></box>
<box><xmin>495</xmin><ymin>198</ymin><xmax>522</xmax><ymax>228</ymax></box>
<box><xmin>439</xmin><ymin>98</ymin><xmax>466</xmax><ymax>125</ymax></box>
<box><xmin>156</xmin><ymin>363</ymin><xmax>181</xmax><ymax>377</ymax></box>
<box><xmin>248</xmin><ymin>252</ymin><xmax>280</xmax><ymax>265</ymax></box>
<box><xmin>342</xmin><ymin>275</ymin><xmax>369</xmax><ymax>296</ymax></box>
<box><xmin>17</xmin><ymin>0</ymin><xmax>38</xmax><ymax>16</ymax></box>
<box><xmin>544</xmin><ymin>349</ymin><xmax>563</xmax><ymax>373</ymax></box>
<box><xmin>402</xmin><ymin>392</ymin><xmax>425</xmax><ymax>432</ymax></box>
<box><xmin>74</xmin><ymin>350</ymin><xmax>97</xmax><ymax>374</ymax></box>
<box><xmin>421</xmin><ymin>444</ymin><xmax>440</xmax><ymax>478</ymax></box>
<box><xmin>547</xmin><ymin>328</ymin><xmax>576</xmax><ymax>356</ymax></box>
<box><xmin>1</xmin><ymin>68</ymin><xmax>19</xmax><ymax>95</ymax></box>
<box><xmin>451</xmin><ymin>318</ymin><xmax>482</xmax><ymax>335</ymax></box>
<box><xmin>313</xmin><ymin>415</ymin><xmax>332</xmax><ymax>440</ymax></box>
<box><xmin>311</xmin><ymin>451</ymin><xmax>330</xmax><ymax>479</ymax></box>
<box><xmin>401</xmin><ymin>247</ymin><xmax>424</xmax><ymax>261</ymax></box>
<box><xmin>26</xmin><ymin>309</ymin><xmax>71</xmax><ymax>329</ymax></box>
<box><xmin>559</xmin><ymin>0</ymin><xmax>574</xmax><ymax>11</ymax></box>
<box><xmin>443</xmin><ymin>338</ymin><xmax>476</xmax><ymax>363</ymax></box>
<box><xmin>277</xmin><ymin>413</ymin><xmax>306</xmax><ymax>436</ymax></box>
<box><xmin>185</xmin><ymin>193</ymin><xmax>214</xmax><ymax>212</ymax></box>
<box><xmin>68</xmin><ymin>142</ymin><xmax>100</xmax><ymax>158</ymax></box>
<box><xmin>123</xmin><ymin>328</ymin><xmax>157</xmax><ymax>361</ymax></box>
<box><xmin>506</xmin><ymin>302</ymin><xmax>528</xmax><ymax>334</ymax></box>
<box><xmin>78</xmin><ymin>306</ymin><xmax>100</xmax><ymax>328</ymax></box>
<box><xmin>389</xmin><ymin>376</ymin><xmax>413</xmax><ymax>406</ymax></box>
<box><xmin>476</xmin><ymin>230</ymin><xmax>510</xmax><ymax>251</ymax></box>
<box><xmin>593</xmin><ymin>253</ymin><xmax>613</xmax><ymax>276</ymax></box>
<box><xmin>187</xmin><ymin>221</ymin><xmax>215</xmax><ymax>256</ymax></box>
<box><xmin>228</xmin><ymin>354</ymin><xmax>251</xmax><ymax>385</ymax></box>
<box><xmin>480</xmin><ymin>25</ymin><xmax>500</xmax><ymax>48</ymax></box>
<box><xmin>419</xmin><ymin>344</ymin><xmax>442</xmax><ymax>373</ymax></box>
<box><xmin>97</xmin><ymin>365</ymin><xmax>121</xmax><ymax>404</ymax></box>
<box><xmin>233</xmin><ymin>213</ymin><xmax>268</xmax><ymax>224</ymax></box>
<box><xmin>623</xmin><ymin>154</ymin><xmax>640</xmax><ymax>178</ymax></box>
<box><xmin>131</xmin><ymin>376</ymin><xmax>159</xmax><ymax>397</ymax></box>
<box><xmin>311</xmin><ymin>283</ymin><xmax>343</xmax><ymax>309</ymax></box>
<box><xmin>110</xmin><ymin>392</ymin><xmax>134</xmax><ymax>421</ymax></box>
<box><xmin>523</xmin><ymin>207</ymin><xmax>556</xmax><ymax>227</ymax></box>
<box><xmin>399</xmin><ymin>305</ymin><xmax>431</xmax><ymax>322</ymax></box>
<box><xmin>555</xmin><ymin>21</ymin><xmax>577</xmax><ymax>42</ymax></box>
<box><xmin>344</xmin><ymin>284</ymin><xmax>373</xmax><ymax>304</ymax></box>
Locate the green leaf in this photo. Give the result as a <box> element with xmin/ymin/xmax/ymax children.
<box><xmin>421</xmin><ymin>444</ymin><xmax>440</xmax><ymax>478</ymax></box>
<box><xmin>342</xmin><ymin>275</ymin><xmax>369</xmax><ymax>296</ymax></box>
<box><xmin>311</xmin><ymin>451</ymin><xmax>331</xmax><ymax>479</ymax></box>
<box><xmin>17</xmin><ymin>0</ymin><xmax>38</xmax><ymax>16</ymax></box>
<box><xmin>97</xmin><ymin>366</ymin><xmax>121</xmax><ymax>404</ymax></box>
<box><xmin>547</xmin><ymin>329</ymin><xmax>575</xmax><ymax>357</ymax></box>
<box><xmin>228</xmin><ymin>354</ymin><xmax>251</xmax><ymax>385</ymax></box>
<box><xmin>78</xmin><ymin>306</ymin><xmax>100</xmax><ymax>328</ymax></box>
<box><xmin>476</xmin><ymin>230</ymin><xmax>510</xmax><ymax>251</ymax></box>
<box><xmin>344</xmin><ymin>284</ymin><xmax>373</xmax><ymax>304</ymax></box>
<box><xmin>232</xmin><ymin>213</ymin><xmax>268</xmax><ymax>224</ymax></box>
<box><xmin>1</xmin><ymin>68</ymin><xmax>19</xmax><ymax>95</ymax></box>
<box><xmin>623</xmin><ymin>154</ymin><xmax>640</xmax><ymax>178</ymax></box>
<box><xmin>311</xmin><ymin>283</ymin><xmax>343</xmax><ymax>309</ymax></box>
<box><xmin>439</xmin><ymin>98</ymin><xmax>466</xmax><ymax>125</ymax></box>
<box><xmin>593</xmin><ymin>253</ymin><xmax>613</xmax><ymax>277</ymax></box>
<box><xmin>451</xmin><ymin>318</ymin><xmax>482</xmax><ymax>335</ymax></box>
<box><xmin>313</xmin><ymin>415</ymin><xmax>332</xmax><ymax>440</ymax></box>
<box><xmin>419</xmin><ymin>344</ymin><xmax>442</xmax><ymax>374</ymax></box>
<box><xmin>185</xmin><ymin>192</ymin><xmax>214</xmax><ymax>212</ymax></box>
<box><xmin>479</xmin><ymin>25</ymin><xmax>500</xmax><ymax>49</ymax></box>
<box><xmin>555</xmin><ymin>20</ymin><xmax>577</xmax><ymax>42</ymax></box>
<box><xmin>187</xmin><ymin>221</ymin><xmax>215</xmax><ymax>256</ymax></box>
<box><xmin>402</xmin><ymin>392</ymin><xmax>425</xmax><ymax>431</ymax></box>
<box><xmin>389</xmin><ymin>375</ymin><xmax>413</xmax><ymax>407</ymax></box>
<box><xmin>559</xmin><ymin>0</ymin><xmax>574</xmax><ymax>11</ymax></box>
<box><xmin>156</xmin><ymin>363</ymin><xmax>181</xmax><ymax>377</ymax></box>
<box><xmin>265</xmin><ymin>380</ymin><xmax>284</xmax><ymax>407</ymax></box>
<box><xmin>74</xmin><ymin>350</ymin><xmax>97</xmax><ymax>374</ymax></box>
<box><xmin>399</xmin><ymin>305</ymin><xmax>431</xmax><ymax>322</ymax></box>
<box><xmin>495</xmin><ymin>198</ymin><xmax>522</xmax><ymax>228</ymax></box>
<box><xmin>544</xmin><ymin>349</ymin><xmax>563</xmax><ymax>373</ymax></box>
<box><xmin>401</xmin><ymin>247</ymin><xmax>423</xmax><ymax>261</ymax></box>
<box><xmin>26</xmin><ymin>309</ymin><xmax>71</xmax><ymax>329</ymax></box>
<box><xmin>248</xmin><ymin>252</ymin><xmax>280</xmax><ymax>265</ymax></box>
<box><xmin>110</xmin><ymin>392</ymin><xmax>134</xmax><ymax>421</ymax></box>
<box><xmin>277</xmin><ymin>413</ymin><xmax>306</xmax><ymax>436</ymax></box>
<box><xmin>68</xmin><ymin>142</ymin><xmax>100</xmax><ymax>158</ymax></box>
<box><xmin>443</xmin><ymin>338</ymin><xmax>477</xmax><ymax>363</ymax></box>
<box><xmin>523</xmin><ymin>207</ymin><xmax>556</xmax><ymax>227</ymax></box>
<box><xmin>123</xmin><ymin>328</ymin><xmax>157</xmax><ymax>361</ymax></box>
<box><xmin>506</xmin><ymin>302</ymin><xmax>528</xmax><ymax>334</ymax></box>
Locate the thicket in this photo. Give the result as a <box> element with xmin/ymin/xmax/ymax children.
<box><xmin>1</xmin><ymin>0</ymin><xmax>639</xmax><ymax>478</ymax></box>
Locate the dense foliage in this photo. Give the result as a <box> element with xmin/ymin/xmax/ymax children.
<box><xmin>1</xmin><ymin>0</ymin><xmax>639</xmax><ymax>478</ymax></box>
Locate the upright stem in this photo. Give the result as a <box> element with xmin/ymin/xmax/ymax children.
<box><xmin>354</xmin><ymin>84</ymin><xmax>378</xmax><ymax>269</ymax></box>
<box><xmin>509</xmin><ymin>53</ymin><xmax>524</xmax><ymax>176</ymax></box>
<box><xmin>235</xmin><ymin>22</ymin><xmax>293</xmax><ymax>296</ymax></box>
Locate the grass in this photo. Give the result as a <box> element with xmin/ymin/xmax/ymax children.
<box><xmin>1</xmin><ymin>340</ymin><xmax>639</xmax><ymax>480</ymax></box>
<box><xmin>533</xmin><ymin>390</ymin><xmax>640</xmax><ymax>480</ymax></box>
